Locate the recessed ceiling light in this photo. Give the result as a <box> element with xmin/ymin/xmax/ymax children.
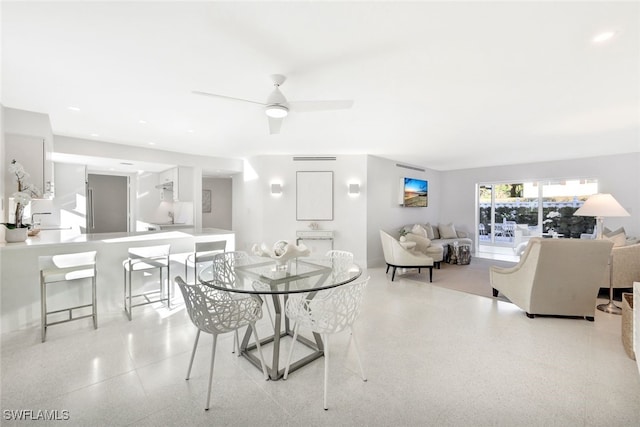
<box><xmin>90</xmin><ymin>133</ymin><xmax>99</xmax><ymax>137</ymax></box>
<box><xmin>68</xmin><ymin>106</ymin><xmax>80</xmax><ymax>111</ymax></box>
<box><xmin>187</xmin><ymin>129</ymin><xmax>194</xmax><ymax>133</ymax></box>
<box><xmin>139</xmin><ymin>120</ymin><xmax>147</xmax><ymax>124</ymax></box>
<box><xmin>593</xmin><ymin>31</ymin><xmax>616</xmax><ymax>43</ymax></box>
<box><xmin>148</xmin><ymin>142</ymin><xmax>155</xmax><ymax>145</ymax></box>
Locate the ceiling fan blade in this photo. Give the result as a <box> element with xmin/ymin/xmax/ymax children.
<box><xmin>268</xmin><ymin>117</ymin><xmax>283</xmax><ymax>135</ymax></box>
<box><xmin>288</xmin><ymin>100</ymin><xmax>354</xmax><ymax>112</ymax></box>
<box><xmin>192</xmin><ymin>90</ymin><xmax>265</xmax><ymax>106</ymax></box>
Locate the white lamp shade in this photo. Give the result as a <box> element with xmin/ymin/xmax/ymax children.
<box><xmin>573</xmin><ymin>193</ymin><xmax>630</xmax><ymax>217</ymax></box>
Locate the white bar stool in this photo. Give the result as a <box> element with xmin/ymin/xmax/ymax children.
<box><xmin>184</xmin><ymin>240</ymin><xmax>226</xmax><ymax>284</ymax></box>
<box><xmin>123</xmin><ymin>244</ymin><xmax>171</xmax><ymax>320</ymax></box>
<box><xmin>39</xmin><ymin>251</ymin><xmax>98</xmax><ymax>343</ymax></box>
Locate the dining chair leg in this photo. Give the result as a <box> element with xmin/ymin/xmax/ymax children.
<box><xmin>186</xmin><ymin>329</ymin><xmax>201</xmax><ymax>380</ymax></box>
<box><xmin>349</xmin><ymin>326</ymin><xmax>367</xmax><ymax>381</ymax></box>
<box><xmin>205</xmin><ymin>333</ymin><xmax>218</xmax><ymax>411</ymax></box>
<box><xmin>232</xmin><ymin>330</ymin><xmax>240</xmax><ymax>355</ymax></box>
<box><xmin>323</xmin><ymin>333</ymin><xmax>329</xmax><ymax>410</ymax></box>
<box><xmin>283</xmin><ymin>323</ymin><xmax>299</xmax><ymax>380</ymax></box>
<box><xmin>250</xmin><ymin>322</ymin><xmax>269</xmax><ymax>380</ymax></box>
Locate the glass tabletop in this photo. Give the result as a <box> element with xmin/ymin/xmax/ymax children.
<box><xmin>198</xmin><ymin>256</ymin><xmax>362</xmax><ymax>294</ymax></box>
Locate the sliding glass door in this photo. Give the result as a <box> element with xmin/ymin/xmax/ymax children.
<box><xmin>478</xmin><ymin>179</ymin><xmax>597</xmax><ymax>248</ymax></box>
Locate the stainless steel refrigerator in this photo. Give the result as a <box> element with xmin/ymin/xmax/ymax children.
<box><xmin>86</xmin><ymin>173</ymin><xmax>129</xmax><ymax>233</ymax></box>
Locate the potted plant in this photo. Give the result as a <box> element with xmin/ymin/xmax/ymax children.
<box><xmin>2</xmin><ymin>160</ymin><xmax>41</xmax><ymax>242</ymax></box>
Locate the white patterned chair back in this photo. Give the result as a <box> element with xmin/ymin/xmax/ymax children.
<box><xmin>285</xmin><ymin>276</ymin><xmax>369</xmax><ymax>335</ymax></box>
<box><xmin>175</xmin><ymin>276</ymin><xmax>262</xmax><ymax>335</ymax></box>
<box><xmin>212</xmin><ymin>251</ymin><xmax>249</xmax><ymax>288</ymax></box>
<box><xmin>325</xmin><ymin>250</ymin><xmax>354</xmax><ymax>277</ymax></box>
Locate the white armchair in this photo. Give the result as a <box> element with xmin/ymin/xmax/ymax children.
<box><xmin>380</xmin><ymin>230</ymin><xmax>434</xmax><ymax>282</ymax></box>
<box><xmin>490</xmin><ymin>237</ymin><xmax>613</xmax><ymax>321</ymax></box>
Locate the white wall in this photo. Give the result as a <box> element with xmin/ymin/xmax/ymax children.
<box><xmin>365</xmin><ymin>155</ymin><xmax>442</xmax><ymax>267</ymax></box>
<box><xmin>232</xmin><ymin>155</ymin><xmax>368</xmax><ymax>265</ymax></box>
<box><xmin>202</xmin><ymin>177</ymin><xmax>232</xmax><ymax>229</ymax></box>
<box><xmin>439</xmin><ymin>153</ymin><xmax>640</xmax><ymax>248</ymax></box>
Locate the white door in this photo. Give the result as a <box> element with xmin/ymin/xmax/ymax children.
<box><xmin>87</xmin><ymin>174</ymin><xmax>129</xmax><ymax>233</ymax></box>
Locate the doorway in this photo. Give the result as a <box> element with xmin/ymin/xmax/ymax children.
<box><xmin>86</xmin><ymin>174</ymin><xmax>129</xmax><ymax>233</ymax></box>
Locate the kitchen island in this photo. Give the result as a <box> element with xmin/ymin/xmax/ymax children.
<box><xmin>0</xmin><ymin>228</ymin><xmax>234</xmax><ymax>333</ymax></box>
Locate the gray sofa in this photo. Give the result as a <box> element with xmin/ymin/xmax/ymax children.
<box><xmin>400</xmin><ymin>223</ymin><xmax>473</xmax><ymax>266</ymax></box>
<box><xmin>401</xmin><ymin>223</ymin><xmax>473</xmax><ymax>247</ymax></box>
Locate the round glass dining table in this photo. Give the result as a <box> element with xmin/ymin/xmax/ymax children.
<box><xmin>198</xmin><ymin>256</ymin><xmax>362</xmax><ymax>380</ymax></box>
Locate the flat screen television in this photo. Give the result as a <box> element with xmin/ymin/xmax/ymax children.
<box><xmin>403</xmin><ymin>178</ymin><xmax>428</xmax><ymax>207</ymax></box>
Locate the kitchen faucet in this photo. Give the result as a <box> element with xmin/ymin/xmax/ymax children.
<box><xmin>31</xmin><ymin>212</ymin><xmax>52</xmax><ymax>227</ymax></box>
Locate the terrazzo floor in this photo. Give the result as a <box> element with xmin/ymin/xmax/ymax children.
<box><xmin>2</xmin><ymin>265</ymin><xmax>639</xmax><ymax>426</ymax></box>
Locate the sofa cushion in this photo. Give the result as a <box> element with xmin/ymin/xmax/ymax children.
<box><xmin>606</xmin><ymin>228</ymin><xmax>627</xmax><ymax>247</ymax></box>
<box><xmin>426</xmin><ymin>223</ymin><xmax>439</xmax><ymax>239</ymax></box>
<box><xmin>411</xmin><ymin>224</ymin><xmax>429</xmax><ymax>238</ymax></box>
<box><xmin>438</xmin><ymin>223</ymin><xmax>457</xmax><ymax>239</ymax></box>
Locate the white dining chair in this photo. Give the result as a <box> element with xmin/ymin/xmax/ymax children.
<box><xmin>212</xmin><ymin>251</ymin><xmax>253</xmax><ymax>354</ymax></box>
<box><xmin>325</xmin><ymin>250</ymin><xmax>354</xmax><ymax>280</ymax></box>
<box><xmin>283</xmin><ymin>276</ymin><xmax>370</xmax><ymax>410</ymax></box>
<box><xmin>176</xmin><ymin>276</ymin><xmax>268</xmax><ymax>411</ymax></box>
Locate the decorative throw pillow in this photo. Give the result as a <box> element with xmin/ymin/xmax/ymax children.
<box><xmin>604</xmin><ymin>227</ymin><xmax>626</xmax><ymax>238</ymax></box>
<box><xmin>605</xmin><ymin>228</ymin><xmax>627</xmax><ymax>247</ymax></box>
<box><xmin>438</xmin><ymin>223</ymin><xmax>457</xmax><ymax>239</ymax></box>
<box><xmin>426</xmin><ymin>223</ymin><xmax>439</xmax><ymax>239</ymax></box>
<box><xmin>411</xmin><ymin>224</ymin><xmax>428</xmax><ymax>238</ymax></box>
<box><xmin>423</xmin><ymin>223</ymin><xmax>435</xmax><ymax>240</ymax></box>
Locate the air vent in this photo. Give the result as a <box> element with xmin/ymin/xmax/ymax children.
<box><xmin>396</xmin><ymin>163</ymin><xmax>425</xmax><ymax>172</ymax></box>
<box><xmin>293</xmin><ymin>156</ymin><xmax>337</xmax><ymax>161</ymax></box>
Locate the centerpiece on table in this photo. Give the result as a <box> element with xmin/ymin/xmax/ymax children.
<box><xmin>2</xmin><ymin>160</ymin><xmax>41</xmax><ymax>243</ymax></box>
<box><xmin>252</xmin><ymin>240</ymin><xmax>310</xmax><ymax>270</ymax></box>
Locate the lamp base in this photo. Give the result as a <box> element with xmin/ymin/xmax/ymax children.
<box><xmin>597</xmin><ymin>301</ymin><xmax>622</xmax><ymax>315</ymax></box>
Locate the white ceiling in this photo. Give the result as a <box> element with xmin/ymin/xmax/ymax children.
<box><xmin>2</xmin><ymin>1</ymin><xmax>639</xmax><ymax>171</ymax></box>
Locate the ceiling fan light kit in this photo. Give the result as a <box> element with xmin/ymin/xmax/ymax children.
<box><xmin>265</xmin><ymin>104</ymin><xmax>288</xmax><ymax>118</ymax></box>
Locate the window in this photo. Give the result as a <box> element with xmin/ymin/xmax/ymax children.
<box><xmin>478</xmin><ymin>179</ymin><xmax>597</xmax><ymax>246</ymax></box>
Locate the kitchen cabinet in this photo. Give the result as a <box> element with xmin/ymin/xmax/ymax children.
<box><xmin>5</xmin><ymin>133</ymin><xmax>54</xmax><ymax>198</ymax></box>
<box><xmin>157</xmin><ymin>167</ymin><xmax>193</xmax><ymax>202</ymax></box>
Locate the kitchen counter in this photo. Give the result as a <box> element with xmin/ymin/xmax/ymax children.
<box><xmin>0</xmin><ymin>227</ymin><xmax>225</xmax><ymax>249</ymax></box>
<box><xmin>0</xmin><ymin>228</ymin><xmax>235</xmax><ymax>333</ymax></box>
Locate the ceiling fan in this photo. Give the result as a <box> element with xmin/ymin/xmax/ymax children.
<box><xmin>192</xmin><ymin>74</ymin><xmax>354</xmax><ymax>134</ymax></box>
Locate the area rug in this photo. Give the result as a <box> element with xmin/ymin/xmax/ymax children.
<box><xmin>403</xmin><ymin>257</ymin><xmax>516</xmax><ymax>299</ymax></box>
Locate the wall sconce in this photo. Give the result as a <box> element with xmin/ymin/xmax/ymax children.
<box><xmin>348</xmin><ymin>183</ymin><xmax>360</xmax><ymax>195</ymax></box>
<box><xmin>271</xmin><ymin>183</ymin><xmax>282</xmax><ymax>195</ymax></box>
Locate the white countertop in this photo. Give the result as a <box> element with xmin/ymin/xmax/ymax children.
<box><xmin>0</xmin><ymin>227</ymin><xmax>233</xmax><ymax>250</ymax></box>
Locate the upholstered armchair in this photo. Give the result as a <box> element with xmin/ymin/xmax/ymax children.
<box><xmin>609</xmin><ymin>244</ymin><xmax>640</xmax><ymax>289</ymax></box>
<box><xmin>490</xmin><ymin>237</ymin><xmax>613</xmax><ymax>321</ymax></box>
<box><xmin>380</xmin><ymin>230</ymin><xmax>434</xmax><ymax>282</ymax></box>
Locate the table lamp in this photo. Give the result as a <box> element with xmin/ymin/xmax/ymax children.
<box><xmin>574</xmin><ymin>193</ymin><xmax>630</xmax><ymax>239</ymax></box>
<box><xmin>574</xmin><ymin>193</ymin><xmax>630</xmax><ymax>314</ymax></box>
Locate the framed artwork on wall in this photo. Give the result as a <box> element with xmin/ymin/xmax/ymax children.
<box><xmin>296</xmin><ymin>171</ymin><xmax>333</xmax><ymax>221</ymax></box>
<box><xmin>202</xmin><ymin>189</ymin><xmax>212</xmax><ymax>213</ymax></box>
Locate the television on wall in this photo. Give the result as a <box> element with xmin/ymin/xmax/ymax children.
<box><xmin>403</xmin><ymin>177</ymin><xmax>428</xmax><ymax>207</ymax></box>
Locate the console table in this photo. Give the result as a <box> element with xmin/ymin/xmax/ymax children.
<box><xmin>296</xmin><ymin>230</ymin><xmax>334</xmax><ymax>251</ymax></box>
